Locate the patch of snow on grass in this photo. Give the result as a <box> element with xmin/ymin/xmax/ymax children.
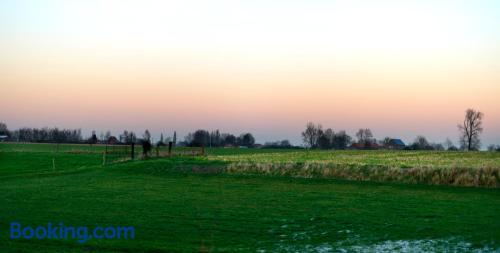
<box><xmin>260</xmin><ymin>235</ymin><xmax>499</xmax><ymax>253</ymax></box>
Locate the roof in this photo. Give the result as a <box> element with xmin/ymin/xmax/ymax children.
<box><xmin>390</xmin><ymin>139</ymin><xmax>405</xmax><ymax>146</ymax></box>
<box><xmin>0</xmin><ymin>135</ymin><xmax>8</xmax><ymax>138</ymax></box>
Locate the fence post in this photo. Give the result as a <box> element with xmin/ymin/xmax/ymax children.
<box><xmin>201</xmin><ymin>145</ymin><xmax>205</xmax><ymax>156</ymax></box>
<box><xmin>102</xmin><ymin>145</ymin><xmax>108</xmax><ymax>166</ymax></box>
<box><xmin>156</xmin><ymin>146</ymin><xmax>159</xmax><ymax>157</ymax></box>
<box><xmin>168</xmin><ymin>142</ymin><xmax>172</xmax><ymax>156</ymax></box>
<box><xmin>131</xmin><ymin>143</ymin><xmax>135</xmax><ymax>160</ymax></box>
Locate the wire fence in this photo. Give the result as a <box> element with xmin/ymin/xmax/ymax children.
<box><xmin>103</xmin><ymin>143</ymin><xmax>205</xmax><ymax>165</ymax></box>
<box><xmin>102</xmin><ymin>144</ymin><xmax>133</xmax><ymax>165</ymax></box>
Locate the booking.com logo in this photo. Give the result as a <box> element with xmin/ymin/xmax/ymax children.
<box><xmin>8</xmin><ymin>222</ymin><xmax>135</xmax><ymax>244</ymax></box>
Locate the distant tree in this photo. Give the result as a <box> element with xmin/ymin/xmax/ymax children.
<box><xmin>238</xmin><ymin>133</ymin><xmax>255</xmax><ymax>147</ymax></box>
<box><xmin>487</xmin><ymin>145</ymin><xmax>497</xmax><ymax>151</ymax></box>
<box><xmin>317</xmin><ymin>128</ymin><xmax>335</xmax><ymax>149</ymax></box>
<box><xmin>121</xmin><ymin>130</ymin><xmax>128</xmax><ymax>143</ymax></box>
<box><xmin>104</xmin><ymin>131</ymin><xmax>111</xmax><ymax>141</ymax></box>
<box><xmin>9</xmin><ymin>127</ymin><xmax>80</xmax><ymax>143</ymax></box>
<box><xmin>122</xmin><ymin>131</ymin><xmax>136</xmax><ymax>144</ymax></box>
<box><xmin>188</xmin><ymin>130</ymin><xmax>210</xmax><ymax>147</ymax></box>
<box><xmin>222</xmin><ymin>133</ymin><xmax>237</xmax><ymax>146</ymax></box>
<box><xmin>302</xmin><ymin>122</ymin><xmax>321</xmax><ymax>148</ymax></box>
<box><xmin>444</xmin><ymin>138</ymin><xmax>454</xmax><ymax>150</ymax></box>
<box><xmin>458</xmin><ymin>108</ymin><xmax>483</xmax><ymax>151</ymax></box>
<box><xmin>157</xmin><ymin>133</ymin><xmax>166</xmax><ymax>146</ymax></box>
<box><xmin>381</xmin><ymin>137</ymin><xmax>392</xmax><ymax>147</ymax></box>
<box><xmin>263</xmin><ymin>140</ymin><xmax>293</xmax><ymax>149</ymax></box>
<box><xmin>210</xmin><ymin>130</ymin><xmax>222</xmax><ymax>147</ymax></box>
<box><xmin>215</xmin><ymin>130</ymin><xmax>221</xmax><ymax>147</ymax></box>
<box><xmin>410</xmin><ymin>136</ymin><xmax>433</xmax><ymax>150</ymax></box>
<box><xmin>332</xmin><ymin>131</ymin><xmax>351</xmax><ymax>149</ymax></box>
<box><xmin>173</xmin><ymin>131</ymin><xmax>177</xmax><ymax>146</ymax></box>
<box><xmin>89</xmin><ymin>130</ymin><xmax>98</xmax><ymax>144</ymax></box>
<box><xmin>317</xmin><ymin>134</ymin><xmax>329</xmax><ymax>149</ymax></box>
<box><xmin>356</xmin><ymin>128</ymin><xmax>374</xmax><ymax>145</ymax></box>
<box><xmin>0</xmin><ymin>122</ymin><xmax>10</xmax><ymax>136</ymax></box>
<box><xmin>280</xmin><ymin>140</ymin><xmax>292</xmax><ymax>147</ymax></box>
<box><xmin>432</xmin><ymin>143</ymin><xmax>445</xmax><ymax>151</ymax></box>
<box><xmin>324</xmin><ymin>128</ymin><xmax>335</xmax><ymax>149</ymax></box>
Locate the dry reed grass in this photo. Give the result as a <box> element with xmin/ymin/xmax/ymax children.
<box><xmin>224</xmin><ymin>161</ymin><xmax>500</xmax><ymax>188</ymax></box>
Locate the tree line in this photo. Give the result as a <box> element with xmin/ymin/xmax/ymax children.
<box><xmin>301</xmin><ymin>108</ymin><xmax>489</xmax><ymax>151</ymax></box>
<box><xmin>181</xmin><ymin>129</ymin><xmax>256</xmax><ymax>147</ymax></box>
<box><xmin>0</xmin><ymin>108</ymin><xmax>495</xmax><ymax>151</ymax></box>
<box><xmin>0</xmin><ymin>125</ymin><xmax>82</xmax><ymax>143</ymax></box>
<box><xmin>301</xmin><ymin>122</ymin><xmax>352</xmax><ymax>149</ymax></box>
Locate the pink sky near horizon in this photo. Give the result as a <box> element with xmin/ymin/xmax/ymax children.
<box><xmin>1</xmin><ymin>1</ymin><xmax>499</xmax><ymax>146</ymax></box>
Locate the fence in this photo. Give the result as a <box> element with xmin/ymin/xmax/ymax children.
<box><xmin>102</xmin><ymin>142</ymin><xmax>205</xmax><ymax>165</ymax></box>
<box><xmin>102</xmin><ymin>144</ymin><xmax>133</xmax><ymax>165</ymax></box>
<box><xmin>154</xmin><ymin>145</ymin><xmax>205</xmax><ymax>158</ymax></box>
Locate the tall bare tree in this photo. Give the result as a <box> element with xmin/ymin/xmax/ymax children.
<box><xmin>302</xmin><ymin>122</ymin><xmax>321</xmax><ymax>148</ymax></box>
<box><xmin>458</xmin><ymin>108</ymin><xmax>483</xmax><ymax>151</ymax></box>
<box><xmin>355</xmin><ymin>128</ymin><xmax>373</xmax><ymax>145</ymax></box>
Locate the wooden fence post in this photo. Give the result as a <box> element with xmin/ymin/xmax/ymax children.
<box><xmin>168</xmin><ymin>142</ymin><xmax>172</xmax><ymax>156</ymax></box>
<box><xmin>131</xmin><ymin>143</ymin><xmax>135</xmax><ymax>160</ymax></box>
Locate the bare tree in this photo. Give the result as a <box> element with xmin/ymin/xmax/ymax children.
<box><xmin>355</xmin><ymin>128</ymin><xmax>373</xmax><ymax>145</ymax></box>
<box><xmin>381</xmin><ymin>137</ymin><xmax>392</xmax><ymax>147</ymax></box>
<box><xmin>458</xmin><ymin>109</ymin><xmax>483</xmax><ymax>151</ymax></box>
<box><xmin>410</xmin><ymin>135</ymin><xmax>432</xmax><ymax>150</ymax></box>
<box><xmin>302</xmin><ymin>122</ymin><xmax>321</xmax><ymax>148</ymax></box>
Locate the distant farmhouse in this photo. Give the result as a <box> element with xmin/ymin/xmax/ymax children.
<box><xmin>0</xmin><ymin>135</ymin><xmax>8</xmax><ymax>142</ymax></box>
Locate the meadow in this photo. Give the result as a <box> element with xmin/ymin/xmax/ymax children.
<box><xmin>0</xmin><ymin>142</ymin><xmax>499</xmax><ymax>252</ymax></box>
<box><xmin>213</xmin><ymin>150</ymin><xmax>500</xmax><ymax>187</ymax></box>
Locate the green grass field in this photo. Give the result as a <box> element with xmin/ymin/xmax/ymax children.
<box><xmin>0</xmin><ymin>143</ymin><xmax>499</xmax><ymax>252</ymax></box>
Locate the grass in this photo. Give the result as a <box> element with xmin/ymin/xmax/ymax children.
<box><xmin>0</xmin><ymin>143</ymin><xmax>499</xmax><ymax>252</ymax></box>
<box><xmin>212</xmin><ymin>150</ymin><xmax>500</xmax><ymax>187</ymax></box>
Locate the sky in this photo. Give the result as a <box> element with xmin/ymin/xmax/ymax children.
<box><xmin>1</xmin><ymin>0</ymin><xmax>499</xmax><ymax>146</ymax></box>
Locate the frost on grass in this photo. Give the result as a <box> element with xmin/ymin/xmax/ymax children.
<box><xmin>258</xmin><ymin>228</ymin><xmax>499</xmax><ymax>253</ymax></box>
<box><xmin>340</xmin><ymin>239</ymin><xmax>499</xmax><ymax>253</ymax></box>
